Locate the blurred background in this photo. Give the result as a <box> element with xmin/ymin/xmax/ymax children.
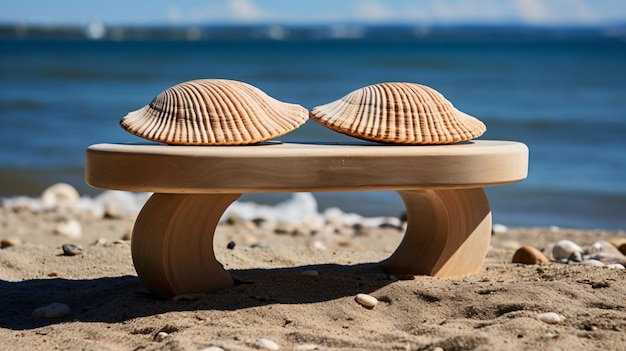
<box><xmin>1</xmin><ymin>0</ymin><xmax>625</xmax><ymax>229</ymax></box>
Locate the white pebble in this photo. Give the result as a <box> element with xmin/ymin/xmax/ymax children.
<box><xmin>580</xmin><ymin>259</ymin><xmax>605</xmax><ymax>267</ymax></box>
<box><xmin>32</xmin><ymin>302</ymin><xmax>71</xmax><ymax>319</ymax></box>
<box><xmin>41</xmin><ymin>183</ymin><xmax>79</xmax><ymax>209</ymax></box>
<box><xmin>154</xmin><ymin>332</ymin><xmax>168</xmax><ymax>341</ymax></box>
<box><xmin>606</xmin><ymin>263</ymin><xmax>625</xmax><ymax>269</ymax></box>
<box><xmin>53</xmin><ymin>218</ymin><xmax>82</xmax><ymax>239</ymax></box>
<box><xmin>492</xmin><ymin>223</ymin><xmax>508</xmax><ymax>234</ymax></box>
<box><xmin>294</xmin><ymin>344</ymin><xmax>318</xmax><ymax>350</ymax></box>
<box><xmin>537</xmin><ymin>312</ymin><xmax>563</xmax><ymax>324</ymax></box>
<box><xmin>552</xmin><ymin>239</ymin><xmax>583</xmax><ymax>260</ymax></box>
<box><xmin>355</xmin><ymin>293</ymin><xmax>378</xmax><ymax>308</ymax></box>
<box><xmin>199</xmin><ymin>347</ymin><xmax>225</xmax><ymax>351</ymax></box>
<box><xmin>256</xmin><ymin>338</ymin><xmax>279</xmax><ymax>350</ymax></box>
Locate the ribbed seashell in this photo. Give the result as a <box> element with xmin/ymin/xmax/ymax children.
<box><xmin>120</xmin><ymin>79</ymin><xmax>308</xmax><ymax>145</ymax></box>
<box><xmin>309</xmin><ymin>82</ymin><xmax>486</xmax><ymax>144</ymax></box>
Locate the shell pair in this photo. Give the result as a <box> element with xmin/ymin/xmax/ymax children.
<box><xmin>121</xmin><ymin>80</ymin><xmax>485</xmax><ymax>145</ymax></box>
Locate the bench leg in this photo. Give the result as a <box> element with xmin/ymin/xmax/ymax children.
<box><xmin>130</xmin><ymin>193</ymin><xmax>241</xmax><ymax>298</ymax></box>
<box><xmin>383</xmin><ymin>188</ymin><xmax>492</xmax><ymax>277</ymax></box>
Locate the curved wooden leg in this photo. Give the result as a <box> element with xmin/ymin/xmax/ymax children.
<box><xmin>382</xmin><ymin>188</ymin><xmax>491</xmax><ymax>277</ymax></box>
<box><xmin>131</xmin><ymin>193</ymin><xmax>241</xmax><ymax>298</ymax></box>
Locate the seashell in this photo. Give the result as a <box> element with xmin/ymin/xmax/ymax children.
<box><xmin>310</xmin><ymin>82</ymin><xmax>486</xmax><ymax>144</ymax></box>
<box><xmin>121</xmin><ymin>79</ymin><xmax>308</xmax><ymax>145</ymax></box>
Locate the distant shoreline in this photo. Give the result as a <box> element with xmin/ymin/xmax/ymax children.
<box><xmin>1</xmin><ymin>23</ymin><xmax>625</xmax><ymax>41</ymax></box>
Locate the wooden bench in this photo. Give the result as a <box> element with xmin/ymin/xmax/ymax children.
<box><xmin>85</xmin><ymin>140</ymin><xmax>528</xmax><ymax>298</ymax></box>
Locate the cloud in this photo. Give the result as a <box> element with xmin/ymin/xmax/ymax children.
<box><xmin>228</xmin><ymin>0</ymin><xmax>263</xmax><ymax>21</ymax></box>
<box><xmin>353</xmin><ymin>0</ymin><xmax>393</xmax><ymax>22</ymax></box>
<box><xmin>514</xmin><ymin>0</ymin><xmax>549</xmax><ymax>24</ymax></box>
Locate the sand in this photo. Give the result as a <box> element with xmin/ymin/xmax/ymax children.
<box><xmin>1</xmin><ymin>206</ymin><xmax>625</xmax><ymax>351</ymax></box>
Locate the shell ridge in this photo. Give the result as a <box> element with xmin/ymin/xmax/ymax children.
<box><xmin>309</xmin><ymin>82</ymin><xmax>486</xmax><ymax>144</ymax></box>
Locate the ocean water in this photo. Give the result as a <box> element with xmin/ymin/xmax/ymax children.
<box><xmin>1</xmin><ymin>36</ymin><xmax>625</xmax><ymax>229</ymax></box>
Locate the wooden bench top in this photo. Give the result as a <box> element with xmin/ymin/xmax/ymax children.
<box><xmin>86</xmin><ymin>140</ymin><xmax>528</xmax><ymax>194</ymax></box>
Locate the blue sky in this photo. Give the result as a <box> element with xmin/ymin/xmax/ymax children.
<box><xmin>1</xmin><ymin>0</ymin><xmax>625</xmax><ymax>26</ymax></box>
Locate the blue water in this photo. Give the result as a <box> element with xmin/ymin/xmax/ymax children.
<box><xmin>1</xmin><ymin>36</ymin><xmax>625</xmax><ymax>229</ymax></box>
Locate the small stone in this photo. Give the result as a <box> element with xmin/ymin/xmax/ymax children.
<box><xmin>199</xmin><ymin>347</ymin><xmax>225</xmax><ymax>351</ymax></box>
<box><xmin>294</xmin><ymin>344</ymin><xmax>318</xmax><ymax>350</ymax></box>
<box><xmin>226</xmin><ymin>241</ymin><xmax>236</xmax><ymax>250</ymax></box>
<box><xmin>62</xmin><ymin>243</ymin><xmax>83</xmax><ymax>256</ymax></box>
<box><xmin>552</xmin><ymin>239</ymin><xmax>583</xmax><ymax>260</ymax></box>
<box><xmin>432</xmin><ymin>348</ymin><xmax>444</xmax><ymax>351</ymax></box>
<box><xmin>32</xmin><ymin>302</ymin><xmax>71</xmax><ymax>319</ymax></box>
<box><xmin>512</xmin><ymin>246</ymin><xmax>549</xmax><ymax>265</ymax></box>
<box><xmin>301</xmin><ymin>269</ymin><xmax>319</xmax><ymax>277</ymax></box>
<box><xmin>274</xmin><ymin>222</ymin><xmax>296</xmax><ymax>235</ymax></box>
<box><xmin>121</xmin><ymin>228</ymin><xmax>132</xmax><ymax>241</ymax></box>
<box><xmin>256</xmin><ymin>338</ymin><xmax>279</xmax><ymax>350</ymax></box>
<box><xmin>492</xmin><ymin>223</ymin><xmax>508</xmax><ymax>235</ymax></box>
<box><xmin>53</xmin><ymin>218</ymin><xmax>82</xmax><ymax>239</ymax></box>
<box><xmin>537</xmin><ymin>312</ymin><xmax>563</xmax><ymax>324</ymax></box>
<box><xmin>608</xmin><ymin>238</ymin><xmax>626</xmax><ymax>253</ymax></box>
<box><xmin>606</xmin><ymin>263</ymin><xmax>625</xmax><ymax>269</ymax></box>
<box><xmin>587</xmin><ymin>253</ymin><xmax>626</xmax><ymax>265</ymax></box>
<box><xmin>41</xmin><ymin>183</ymin><xmax>80</xmax><ymax>209</ymax></box>
<box><xmin>580</xmin><ymin>259</ymin><xmax>604</xmax><ymax>267</ymax></box>
<box><xmin>173</xmin><ymin>293</ymin><xmax>203</xmax><ymax>301</ymax></box>
<box><xmin>154</xmin><ymin>331</ymin><xmax>168</xmax><ymax>341</ymax></box>
<box><xmin>355</xmin><ymin>293</ymin><xmax>378</xmax><ymax>308</ymax></box>
<box><xmin>1</xmin><ymin>237</ymin><xmax>21</xmax><ymax>248</ymax></box>
<box><xmin>91</xmin><ymin>238</ymin><xmax>107</xmax><ymax>245</ymax></box>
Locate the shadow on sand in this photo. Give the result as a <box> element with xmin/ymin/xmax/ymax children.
<box><xmin>1</xmin><ymin>262</ymin><xmax>397</xmax><ymax>330</ymax></box>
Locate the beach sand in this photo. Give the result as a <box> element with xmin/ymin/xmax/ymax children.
<box><xmin>1</xmin><ymin>204</ymin><xmax>625</xmax><ymax>351</ymax></box>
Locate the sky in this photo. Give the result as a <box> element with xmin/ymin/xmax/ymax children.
<box><xmin>1</xmin><ymin>0</ymin><xmax>625</xmax><ymax>27</ymax></box>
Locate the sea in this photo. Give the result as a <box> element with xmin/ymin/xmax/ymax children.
<box><xmin>1</xmin><ymin>28</ymin><xmax>625</xmax><ymax>230</ymax></box>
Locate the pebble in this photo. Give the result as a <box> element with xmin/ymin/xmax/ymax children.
<box><xmin>256</xmin><ymin>338</ymin><xmax>279</xmax><ymax>350</ymax></box>
<box><xmin>580</xmin><ymin>259</ymin><xmax>604</xmax><ymax>267</ymax></box>
<box><xmin>608</xmin><ymin>238</ymin><xmax>626</xmax><ymax>253</ymax></box>
<box><xmin>53</xmin><ymin>218</ymin><xmax>82</xmax><ymax>239</ymax></box>
<box><xmin>588</xmin><ymin>253</ymin><xmax>625</xmax><ymax>265</ymax></box>
<box><xmin>32</xmin><ymin>302</ymin><xmax>71</xmax><ymax>319</ymax></box>
<box><xmin>199</xmin><ymin>347</ymin><xmax>225</xmax><ymax>351</ymax></box>
<box><xmin>355</xmin><ymin>293</ymin><xmax>378</xmax><ymax>308</ymax></box>
<box><xmin>512</xmin><ymin>246</ymin><xmax>549</xmax><ymax>265</ymax></box>
<box><xmin>492</xmin><ymin>223</ymin><xmax>509</xmax><ymax>234</ymax></box>
<box><xmin>173</xmin><ymin>293</ymin><xmax>204</xmax><ymax>301</ymax></box>
<box><xmin>537</xmin><ymin>312</ymin><xmax>563</xmax><ymax>324</ymax></box>
<box><xmin>552</xmin><ymin>239</ymin><xmax>583</xmax><ymax>260</ymax></box>
<box><xmin>41</xmin><ymin>183</ymin><xmax>80</xmax><ymax>209</ymax></box>
<box><xmin>62</xmin><ymin>243</ymin><xmax>83</xmax><ymax>256</ymax></box>
<box><xmin>585</xmin><ymin>240</ymin><xmax>625</xmax><ymax>257</ymax></box>
<box><xmin>154</xmin><ymin>331</ymin><xmax>168</xmax><ymax>341</ymax></box>
<box><xmin>300</xmin><ymin>269</ymin><xmax>319</xmax><ymax>277</ymax></box>
<box><xmin>294</xmin><ymin>344</ymin><xmax>318</xmax><ymax>351</ymax></box>
<box><xmin>1</xmin><ymin>237</ymin><xmax>22</xmax><ymax>248</ymax></box>
<box><xmin>607</xmin><ymin>263</ymin><xmax>625</xmax><ymax>269</ymax></box>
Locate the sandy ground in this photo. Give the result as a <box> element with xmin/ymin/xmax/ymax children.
<box><xmin>1</xmin><ymin>207</ymin><xmax>625</xmax><ymax>351</ymax></box>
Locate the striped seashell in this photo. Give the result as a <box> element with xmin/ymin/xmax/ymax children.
<box><xmin>310</xmin><ymin>82</ymin><xmax>486</xmax><ymax>144</ymax></box>
<box><xmin>120</xmin><ymin>79</ymin><xmax>308</xmax><ymax>145</ymax></box>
